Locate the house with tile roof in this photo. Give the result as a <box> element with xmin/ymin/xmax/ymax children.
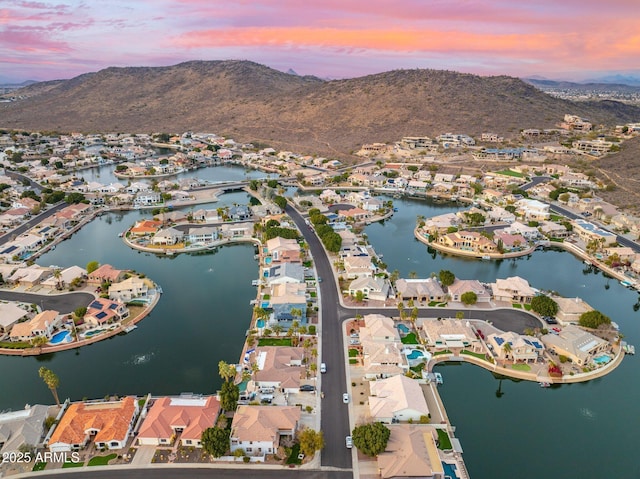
<box><xmin>253</xmin><ymin>346</ymin><xmax>305</xmax><ymax>393</ymax></box>
<box><xmin>343</xmin><ymin>255</ymin><xmax>376</xmax><ymax>279</ymax></box>
<box><xmin>490</xmin><ymin>276</ymin><xmax>536</xmax><ymax>304</ymax></box>
<box><xmin>395</xmin><ymin>278</ymin><xmax>446</xmax><ymax>303</ymax></box>
<box><xmin>369</xmin><ymin>375</ymin><xmax>430</xmax><ymax>423</ymax></box>
<box><xmin>84</xmin><ymin>298</ymin><xmax>129</xmax><ymax>326</ymax></box>
<box><xmin>137</xmin><ymin>395</ymin><xmax>220</xmax><ymax>448</ymax></box>
<box><xmin>447</xmin><ymin>279</ymin><xmax>490</xmax><ymax>303</ymax></box>
<box><xmin>266</xmin><ymin>237</ymin><xmax>301</xmax><ymax>263</ymax></box>
<box><xmin>0</xmin><ymin>302</ymin><xmax>29</xmax><ymax>334</ymax></box>
<box><xmin>230</xmin><ymin>406</ymin><xmax>300</xmax><ymax>458</ymax></box>
<box><xmin>377</xmin><ymin>425</ymin><xmax>445</xmax><ymax>479</ymax></box>
<box><xmin>108</xmin><ymin>277</ymin><xmax>149</xmax><ymax>303</ymax></box>
<box><xmin>420</xmin><ymin>318</ymin><xmax>481</xmax><ymax>352</ymax></box>
<box><xmin>487</xmin><ymin>331</ymin><xmax>544</xmax><ymax>363</ymax></box>
<box><xmin>10</xmin><ymin>310</ymin><xmax>60</xmax><ymax>342</ymax></box>
<box><xmin>348</xmin><ymin>276</ymin><xmax>390</xmax><ymax>302</ymax></box>
<box><xmin>0</xmin><ymin>404</ymin><xmax>50</xmax><ymax>454</ymax></box>
<box><xmin>88</xmin><ymin>264</ymin><xmax>125</xmax><ymax>285</ymax></box>
<box><xmin>48</xmin><ymin>397</ymin><xmax>138</xmax><ymax>452</ymax></box>
<box><xmin>541</xmin><ymin>325</ymin><xmax>608</xmax><ymax>366</ymax></box>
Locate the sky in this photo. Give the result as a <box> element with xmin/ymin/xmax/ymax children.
<box><xmin>1</xmin><ymin>0</ymin><xmax>640</xmax><ymax>83</ymax></box>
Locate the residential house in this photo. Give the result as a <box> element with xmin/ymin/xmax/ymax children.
<box><xmin>253</xmin><ymin>346</ymin><xmax>305</xmax><ymax>393</ymax></box>
<box><xmin>348</xmin><ymin>276</ymin><xmax>390</xmax><ymax>302</ymax></box>
<box><xmin>228</xmin><ymin>205</ymin><xmax>251</xmax><ymax>221</ymax></box>
<box><xmin>491</xmin><ymin>276</ymin><xmax>535</xmax><ymax>304</ymax></box>
<box><xmin>41</xmin><ymin>266</ymin><xmax>86</xmax><ymax>289</ymax></box>
<box><xmin>230</xmin><ymin>406</ymin><xmax>300</xmax><ymax>457</ymax></box>
<box><xmin>395</xmin><ymin>279</ymin><xmax>446</xmax><ymax>303</ymax></box>
<box><xmin>265</xmin><ymin>262</ymin><xmax>305</xmax><ymax>286</ymax></box>
<box><xmin>84</xmin><ymin>298</ymin><xmax>129</xmax><ymax>326</ymax></box>
<box><xmin>151</xmin><ymin>227</ymin><xmax>183</xmax><ymax>245</ymax></box>
<box><xmin>137</xmin><ymin>395</ymin><xmax>220</xmax><ymax>448</ymax></box>
<box><xmin>368</xmin><ymin>375</ymin><xmax>430</xmax><ymax>423</ymax></box>
<box><xmin>421</xmin><ymin>213</ymin><xmax>461</xmax><ymax>235</ymax></box>
<box><xmin>360</xmin><ymin>317</ymin><xmax>408</xmax><ymax>378</ymax></box>
<box><xmin>503</xmin><ymin>221</ymin><xmax>540</xmax><ymax>240</ymax></box>
<box><xmin>447</xmin><ymin>279</ymin><xmax>490</xmax><ymax>303</ymax></box>
<box><xmin>134</xmin><ymin>192</ymin><xmax>161</xmax><ymax>206</ymax></box>
<box><xmin>266</xmin><ymin>237</ymin><xmax>301</xmax><ymax>263</ymax></box>
<box><xmin>129</xmin><ymin>220</ymin><xmax>162</xmax><ymax>236</ymax></box>
<box><xmin>554</xmin><ymin>297</ymin><xmax>594</xmax><ymax>326</ymax></box>
<box><xmin>516</xmin><ymin>199</ymin><xmax>550</xmax><ymax>221</ymax></box>
<box><xmin>0</xmin><ymin>302</ymin><xmax>29</xmax><ymax>334</ymax></box>
<box><xmin>493</xmin><ymin>231</ymin><xmax>528</xmax><ymax>251</ymax></box>
<box><xmin>420</xmin><ymin>318</ymin><xmax>481</xmax><ymax>352</ymax></box>
<box><xmin>9</xmin><ymin>310</ymin><xmax>60</xmax><ymax>342</ymax></box>
<box><xmin>541</xmin><ymin>325</ymin><xmax>608</xmax><ymax>366</ymax></box>
<box><xmin>48</xmin><ymin>397</ymin><xmax>138</xmax><ymax>452</ymax></box>
<box><xmin>187</xmin><ymin>226</ymin><xmax>218</xmax><ymax>244</ymax></box>
<box><xmin>573</xmin><ymin>219</ymin><xmax>617</xmax><ymax>246</ymax></box>
<box><xmin>338</xmin><ymin>207</ymin><xmax>371</xmax><ymax>222</ymax></box>
<box><xmin>319</xmin><ymin>189</ymin><xmax>341</xmax><ymax>204</ymax></box>
<box><xmin>539</xmin><ymin>221</ymin><xmax>569</xmax><ymax>239</ymax></box>
<box><xmin>108</xmin><ymin>277</ymin><xmax>149</xmax><ymax>303</ymax></box>
<box><xmin>488</xmin><ymin>332</ymin><xmax>544</xmax><ymax>362</ymax></box>
<box><xmin>377</xmin><ymin>425</ymin><xmax>444</xmax><ymax>479</ymax></box>
<box><xmin>0</xmin><ymin>404</ymin><xmax>50</xmax><ymax>454</ymax></box>
<box><xmin>360</xmin><ymin>314</ymin><xmax>401</xmax><ymax>342</ymax></box>
<box><xmin>269</xmin><ymin>283</ymin><xmax>307</xmax><ymax>324</ymax></box>
<box><xmin>8</xmin><ymin>264</ymin><xmax>52</xmax><ymax>287</ymax></box>
<box><xmin>438</xmin><ymin>231</ymin><xmax>497</xmax><ymax>254</ymax></box>
<box><xmin>343</xmin><ymin>256</ymin><xmax>376</xmax><ymax>279</ymax></box>
<box><xmin>88</xmin><ymin>264</ymin><xmax>125</xmax><ymax>285</ymax></box>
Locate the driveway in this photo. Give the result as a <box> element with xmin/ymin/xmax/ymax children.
<box><xmin>0</xmin><ymin>290</ymin><xmax>94</xmax><ymax>314</ymax></box>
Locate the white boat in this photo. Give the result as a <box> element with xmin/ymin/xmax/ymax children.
<box><xmin>620</xmin><ymin>280</ymin><xmax>634</xmax><ymax>288</ymax></box>
<box><xmin>434</xmin><ymin>372</ymin><xmax>443</xmax><ymax>385</ymax></box>
<box><xmin>583</xmin><ymin>260</ymin><xmax>592</xmax><ymax>266</ymax></box>
<box><xmin>123</xmin><ymin>325</ymin><xmax>138</xmax><ymax>333</ymax></box>
<box><xmin>481</xmin><ymin>255</ymin><xmax>491</xmax><ymax>261</ymax></box>
<box><xmin>539</xmin><ymin>382</ymin><xmax>551</xmax><ymax>388</ymax></box>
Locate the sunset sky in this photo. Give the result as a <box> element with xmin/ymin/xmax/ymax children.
<box><xmin>1</xmin><ymin>0</ymin><xmax>639</xmax><ymax>83</ymax></box>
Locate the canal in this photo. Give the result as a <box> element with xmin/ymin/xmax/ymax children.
<box><xmin>365</xmin><ymin>195</ymin><xmax>640</xmax><ymax>479</ymax></box>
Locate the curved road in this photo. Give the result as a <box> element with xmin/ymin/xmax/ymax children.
<box><xmin>23</xmin><ymin>468</ymin><xmax>351</xmax><ymax>479</ymax></box>
<box><xmin>0</xmin><ymin>291</ymin><xmax>94</xmax><ymax>314</ymax></box>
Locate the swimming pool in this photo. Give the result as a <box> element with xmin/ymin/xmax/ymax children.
<box><xmin>406</xmin><ymin>349</ymin><xmax>425</xmax><ymax>360</ymax></box>
<box><xmin>257</xmin><ymin>319</ymin><xmax>265</xmax><ymax>328</ymax></box>
<box><xmin>442</xmin><ymin>462</ymin><xmax>459</xmax><ymax>478</ymax></box>
<box><xmin>260</xmin><ymin>302</ymin><xmax>270</xmax><ymax>309</ymax></box>
<box><xmin>83</xmin><ymin>328</ymin><xmax>105</xmax><ymax>338</ymax></box>
<box><xmin>49</xmin><ymin>330</ymin><xmax>71</xmax><ymax>344</ymax></box>
<box><xmin>264</xmin><ymin>257</ymin><xmax>272</xmax><ymax>264</ymax></box>
<box><xmin>397</xmin><ymin>324</ymin><xmax>410</xmax><ymax>334</ymax></box>
<box><xmin>593</xmin><ymin>354</ymin><xmax>611</xmax><ymax>365</ymax></box>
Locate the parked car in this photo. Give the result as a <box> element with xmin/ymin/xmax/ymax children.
<box><xmin>342</xmin><ymin>393</ymin><xmax>350</xmax><ymax>404</ymax></box>
<box><xmin>320</xmin><ymin>363</ymin><xmax>327</xmax><ymax>374</ymax></box>
<box><xmin>345</xmin><ymin>436</ymin><xmax>353</xmax><ymax>448</ymax></box>
<box><xmin>300</xmin><ymin>384</ymin><xmax>315</xmax><ymax>392</ymax></box>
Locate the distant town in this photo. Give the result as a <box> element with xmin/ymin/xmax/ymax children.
<box><xmin>1</xmin><ymin>111</ymin><xmax>639</xmax><ymax>478</ymax></box>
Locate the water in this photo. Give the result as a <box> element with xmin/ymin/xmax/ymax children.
<box><xmin>365</xmin><ymin>195</ymin><xmax>640</xmax><ymax>479</ymax></box>
<box><xmin>49</xmin><ymin>330</ymin><xmax>71</xmax><ymax>345</ymax></box>
<box><xmin>0</xmin><ymin>189</ymin><xmax>258</xmax><ymax>410</ymax></box>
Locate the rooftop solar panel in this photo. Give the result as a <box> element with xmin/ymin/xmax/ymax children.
<box><xmin>90</xmin><ymin>301</ymin><xmax>103</xmax><ymax>309</ymax></box>
<box><xmin>95</xmin><ymin>311</ymin><xmax>107</xmax><ymax>319</ymax></box>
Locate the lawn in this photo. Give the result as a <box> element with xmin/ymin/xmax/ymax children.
<box><xmin>495</xmin><ymin>169</ymin><xmax>525</xmax><ymax>178</ymax></box>
<box><xmin>512</xmin><ymin>303</ymin><xmax>522</xmax><ymax>309</ymax></box>
<box><xmin>436</xmin><ymin>429</ymin><xmax>453</xmax><ymax>450</ymax></box>
<box><xmin>258</xmin><ymin>338</ymin><xmax>292</xmax><ymax>346</ymax></box>
<box><xmin>286</xmin><ymin>443</ymin><xmax>302</xmax><ymax>465</ymax></box>
<box><xmin>523</xmin><ymin>304</ymin><xmax>532</xmax><ymax>311</ymax></box>
<box><xmin>349</xmin><ymin>359</ymin><xmax>357</xmax><ymax>364</ymax></box>
<box><xmin>88</xmin><ymin>454</ymin><xmax>117</xmax><ymax>466</ymax></box>
<box><xmin>0</xmin><ymin>340</ymin><xmax>31</xmax><ymax>349</ymax></box>
<box><xmin>511</xmin><ymin>363</ymin><xmax>531</xmax><ymax>371</ymax></box>
<box><xmin>62</xmin><ymin>460</ymin><xmax>84</xmax><ymax>468</ymax></box>
<box><xmin>461</xmin><ymin>350</ymin><xmax>487</xmax><ymax>360</ymax></box>
<box><xmin>348</xmin><ymin>348</ymin><xmax>359</xmax><ymax>357</ymax></box>
<box><xmin>433</xmin><ymin>350</ymin><xmax>452</xmax><ymax>356</ymax></box>
<box><xmin>32</xmin><ymin>462</ymin><xmax>47</xmax><ymax>471</ymax></box>
<box><xmin>550</xmin><ymin>214</ymin><xmax>564</xmax><ymax>222</ymax></box>
<box><xmin>410</xmin><ymin>363</ymin><xmax>426</xmax><ymax>373</ymax></box>
<box><xmin>401</xmin><ymin>333</ymin><xmax>420</xmax><ymax>344</ymax></box>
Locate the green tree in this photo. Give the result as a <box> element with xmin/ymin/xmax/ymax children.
<box><xmin>273</xmin><ymin>195</ymin><xmax>287</xmax><ymax>209</ymax></box>
<box><xmin>579</xmin><ymin>310</ymin><xmax>611</xmax><ymax>329</ymax></box>
<box><xmin>218</xmin><ymin>360</ymin><xmax>237</xmax><ymax>382</ymax></box>
<box><xmin>530</xmin><ymin>295</ymin><xmax>559</xmax><ymax>317</ymax></box>
<box><xmin>65</xmin><ymin>192</ymin><xmax>86</xmax><ymax>204</ymax></box>
<box><xmin>438</xmin><ymin>270</ymin><xmax>455</xmax><ymax>287</ymax></box>
<box><xmin>220</xmin><ymin>380</ymin><xmax>239</xmax><ymax>411</ymax></box>
<box><xmin>351</xmin><ymin>422</ymin><xmax>391</xmax><ymax>457</ymax></box>
<box><xmin>38</xmin><ymin>367</ymin><xmax>61</xmax><ymax>407</ymax></box>
<box><xmin>201</xmin><ymin>426</ymin><xmax>230</xmax><ymax>457</ymax></box>
<box><xmin>267</xmin><ymin>179</ymin><xmax>278</xmax><ymax>188</ymax></box>
<box><xmin>249</xmin><ymin>179</ymin><xmax>260</xmax><ymax>191</ymax></box>
<box><xmin>298</xmin><ymin>428</ymin><xmax>325</xmax><ymax>457</ymax></box>
<box><xmin>460</xmin><ymin>291</ymin><xmax>478</xmax><ymax>306</ymax></box>
<box><xmin>355</xmin><ymin>290</ymin><xmax>365</xmax><ymax>302</ymax></box>
<box><xmin>86</xmin><ymin>261</ymin><xmax>100</xmax><ymax>274</ymax></box>
<box><xmin>74</xmin><ymin>306</ymin><xmax>87</xmax><ymax>319</ymax></box>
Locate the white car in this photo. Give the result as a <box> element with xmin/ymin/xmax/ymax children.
<box><xmin>345</xmin><ymin>436</ymin><xmax>353</xmax><ymax>448</ymax></box>
<box><xmin>320</xmin><ymin>363</ymin><xmax>327</xmax><ymax>374</ymax></box>
<box><xmin>342</xmin><ymin>393</ymin><xmax>350</xmax><ymax>404</ymax></box>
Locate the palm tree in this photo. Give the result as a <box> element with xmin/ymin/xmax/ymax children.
<box><xmin>397</xmin><ymin>302</ymin><xmax>405</xmax><ymax>319</ymax></box>
<box><xmin>218</xmin><ymin>360</ymin><xmax>236</xmax><ymax>382</ymax></box>
<box><xmin>53</xmin><ymin>269</ymin><xmax>63</xmax><ymax>290</ymax></box>
<box><xmin>502</xmin><ymin>342</ymin><xmax>512</xmax><ymax>362</ymax></box>
<box><xmin>409</xmin><ymin>271</ymin><xmax>417</xmax><ymax>279</ymax></box>
<box><xmin>272</xmin><ymin>324</ymin><xmax>283</xmax><ymax>337</ymax></box>
<box><xmin>38</xmin><ymin>367</ymin><xmax>61</xmax><ymax>407</ymax></box>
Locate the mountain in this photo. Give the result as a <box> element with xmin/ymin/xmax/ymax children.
<box><xmin>525</xmin><ymin>78</ymin><xmax>640</xmax><ymax>94</ymax></box>
<box><xmin>2</xmin><ymin>60</ymin><xmax>639</xmax><ymax>156</ymax></box>
<box><xmin>586</xmin><ymin>74</ymin><xmax>640</xmax><ymax>87</ymax></box>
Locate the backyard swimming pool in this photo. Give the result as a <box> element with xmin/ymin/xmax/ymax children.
<box><xmin>49</xmin><ymin>330</ymin><xmax>71</xmax><ymax>345</ymax></box>
<box><xmin>83</xmin><ymin>329</ymin><xmax>106</xmax><ymax>338</ymax></box>
<box><xmin>406</xmin><ymin>349</ymin><xmax>425</xmax><ymax>360</ymax></box>
<box><xmin>397</xmin><ymin>324</ymin><xmax>410</xmax><ymax>334</ymax></box>
<box><xmin>442</xmin><ymin>461</ymin><xmax>459</xmax><ymax>478</ymax></box>
<box><xmin>256</xmin><ymin>319</ymin><xmax>265</xmax><ymax>328</ymax></box>
<box><xmin>593</xmin><ymin>354</ymin><xmax>611</xmax><ymax>365</ymax></box>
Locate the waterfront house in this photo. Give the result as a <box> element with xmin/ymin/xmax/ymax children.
<box><xmin>338</xmin><ymin>207</ymin><xmax>371</xmax><ymax>222</ymax></box>
<box><xmin>134</xmin><ymin>191</ymin><xmax>161</xmax><ymax>206</ymax></box>
<box><xmin>447</xmin><ymin>279</ymin><xmax>490</xmax><ymax>303</ymax></box>
<box><xmin>493</xmin><ymin>231</ymin><xmax>528</xmax><ymax>251</ymax></box>
<box><xmin>9</xmin><ymin>310</ymin><xmax>60</xmax><ymax>342</ymax></box>
<box><xmin>265</xmin><ymin>262</ymin><xmax>305</xmax><ymax>285</ymax></box>
<box><xmin>41</xmin><ymin>266</ymin><xmax>86</xmax><ymax>289</ymax></box>
<box><xmin>129</xmin><ymin>220</ymin><xmax>162</xmax><ymax>236</ymax></box>
<box><xmin>269</xmin><ymin>283</ymin><xmax>307</xmax><ymax>324</ymax></box>
<box><xmin>420</xmin><ymin>318</ymin><xmax>481</xmax><ymax>352</ymax></box>
<box><xmin>88</xmin><ymin>264</ymin><xmax>125</xmax><ymax>285</ymax></box>
<box><xmin>108</xmin><ymin>277</ymin><xmax>149</xmax><ymax>303</ymax></box>
<box><xmin>503</xmin><ymin>221</ymin><xmax>540</xmax><ymax>240</ymax></box>
<box><xmin>421</xmin><ymin>213</ymin><xmax>461</xmax><ymax>235</ymax></box>
<box><xmin>377</xmin><ymin>425</ymin><xmax>444</xmax><ymax>479</ymax></box>
<box><xmin>253</xmin><ymin>346</ymin><xmax>305</xmax><ymax>393</ymax></box>
<box><xmin>516</xmin><ymin>199</ymin><xmax>550</xmax><ymax>221</ymax></box>
<box><xmin>362</xmin><ymin>338</ymin><xmax>409</xmax><ymax>379</ymax></box>
<box><xmin>137</xmin><ymin>395</ymin><xmax>220</xmax><ymax>448</ymax></box>
<box><xmin>368</xmin><ymin>375</ymin><xmax>430</xmax><ymax>423</ymax></box>
<box><xmin>438</xmin><ymin>231</ymin><xmax>497</xmax><ymax>254</ymax></box>
<box><xmin>266</xmin><ymin>237</ymin><xmax>301</xmax><ymax>263</ymax></box>
<box><xmin>230</xmin><ymin>406</ymin><xmax>300</xmax><ymax>458</ymax></box>
<box><xmin>229</xmin><ymin>205</ymin><xmax>252</xmax><ymax>221</ymax></box>
<box><xmin>539</xmin><ymin>221</ymin><xmax>569</xmax><ymax>239</ymax></box>
<box><xmin>490</xmin><ymin>276</ymin><xmax>535</xmax><ymax>304</ymax></box>
<box><xmin>348</xmin><ymin>276</ymin><xmax>390</xmax><ymax>302</ymax></box>
<box><xmin>8</xmin><ymin>264</ymin><xmax>52</xmax><ymax>288</ymax></box>
<box><xmin>343</xmin><ymin>255</ymin><xmax>376</xmax><ymax>279</ymax></box>
<box><xmin>84</xmin><ymin>298</ymin><xmax>129</xmax><ymax>326</ymax></box>
<box><xmin>0</xmin><ymin>302</ymin><xmax>29</xmax><ymax>334</ymax></box>
<box><xmin>487</xmin><ymin>332</ymin><xmax>544</xmax><ymax>362</ymax></box>
<box><xmin>573</xmin><ymin>219</ymin><xmax>617</xmax><ymax>246</ymax></box>
<box><xmin>552</xmin><ymin>296</ymin><xmax>594</xmax><ymax>326</ymax></box>
<box><xmin>187</xmin><ymin>226</ymin><xmax>219</xmax><ymax>244</ymax></box>
<box><xmin>396</xmin><ymin>278</ymin><xmax>446</xmax><ymax>303</ymax></box>
<box><xmin>151</xmin><ymin>227</ymin><xmax>183</xmax><ymax>245</ymax></box>
<box><xmin>0</xmin><ymin>404</ymin><xmax>50</xmax><ymax>454</ymax></box>
<box><xmin>48</xmin><ymin>397</ymin><xmax>138</xmax><ymax>452</ymax></box>
<box><xmin>541</xmin><ymin>325</ymin><xmax>608</xmax><ymax>366</ymax></box>
<box><xmin>360</xmin><ymin>314</ymin><xmax>401</xmax><ymax>342</ymax></box>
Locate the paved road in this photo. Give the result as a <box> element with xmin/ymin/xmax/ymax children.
<box><xmin>0</xmin><ymin>202</ymin><xmax>67</xmax><ymax>247</ymax></box>
<box><xmin>20</xmin><ymin>468</ymin><xmax>352</xmax><ymax>479</ymax></box>
<box><xmin>0</xmin><ymin>291</ymin><xmax>94</xmax><ymax>314</ymax></box>
<box><xmin>4</xmin><ymin>170</ymin><xmax>44</xmax><ymax>193</ymax></box>
<box><xmin>285</xmin><ymin>205</ymin><xmax>353</xmax><ymax>470</ymax></box>
<box><xmin>520</xmin><ymin>175</ymin><xmax>552</xmax><ymax>191</ymax></box>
